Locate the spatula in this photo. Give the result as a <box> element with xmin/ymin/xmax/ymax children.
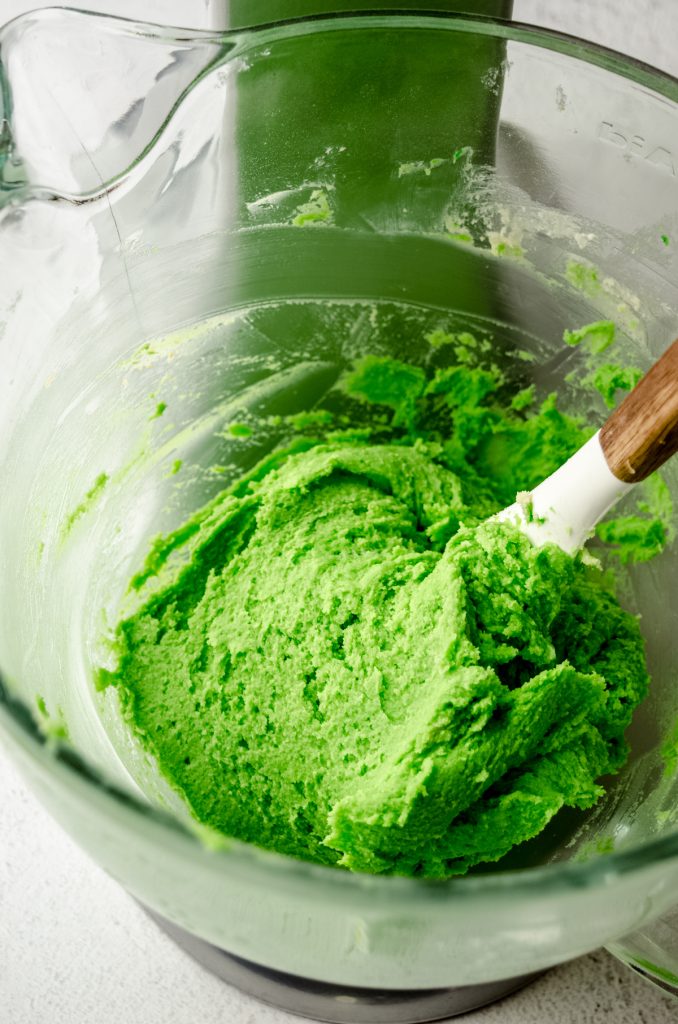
<box><xmin>497</xmin><ymin>340</ymin><xmax>678</xmax><ymax>552</ymax></box>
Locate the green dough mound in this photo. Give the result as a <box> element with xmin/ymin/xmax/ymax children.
<box><xmin>100</xmin><ymin>355</ymin><xmax>650</xmax><ymax>878</ymax></box>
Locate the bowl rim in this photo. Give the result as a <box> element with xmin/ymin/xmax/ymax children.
<box><xmin>1</xmin><ymin>5</ymin><xmax>676</xmax><ymax>95</ymax></box>
<box><xmin>1</xmin><ymin>6</ymin><xmax>678</xmax><ymax>904</ymax></box>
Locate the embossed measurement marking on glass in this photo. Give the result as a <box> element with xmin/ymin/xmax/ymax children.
<box><xmin>597</xmin><ymin>121</ymin><xmax>676</xmax><ymax>176</ymax></box>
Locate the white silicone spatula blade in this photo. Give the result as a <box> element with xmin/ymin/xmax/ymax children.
<box><xmin>496</xmin><ymin>339</ymin><xmax>678</xmax><ymax>553</ymax></box>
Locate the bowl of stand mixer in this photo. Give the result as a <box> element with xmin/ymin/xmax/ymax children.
<box><xmin>1</xmin><ymin>8</ymin><xmax>678</xmax><ymax>1020</ymax></box>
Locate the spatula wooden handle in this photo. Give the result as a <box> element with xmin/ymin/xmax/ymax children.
<box><xmin>600</xmin><ymin>339</ymin><xmax>678</xmax><ymax>482</ymax></box>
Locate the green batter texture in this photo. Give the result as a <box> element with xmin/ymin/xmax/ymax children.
<box><xmin>99</xmin><ymin>349</ymin><xmax>654</xmax><ymax>877</ymax></box>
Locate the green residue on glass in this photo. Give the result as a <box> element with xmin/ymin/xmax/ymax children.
<box><xmin>596</xmin><ymin>517</ymin><xmax>664</xmax><ymax>565</ymax></box>
<box><xmin>150</xmin><ymin>401</ymin><xmax>167</xmax><ymax>420</ymax></box>
<box><xmin>565</xmin><ymin>259</ymin><xmax>602</xmax><ymax>298</ymax></box>
<box><xmin>511</xmin><ymin>385</ymin><xmax>536</xmax><ymax>411</ymax></box>
<box><xmin>285</xmin><ymin>409</ymin><xmax>335</xmax><ymax>431</ymax></box>
<box><xmin>661</xmin><ymin>718</ymin><xmax>678</xmax><ymax>779</ymax></box>
<box><xmin>442</xmin><ymin>213</ymin><xmax>474</xmax><ymax>245</ymax></box>
<box><xmin>638</xmin><ymin>474</ymin><xmax>675</xmax><ymax>544</ymax></box>
<box><xmin>292</xmin><ymin>188</ymin><xmax>333</xmax><ymax>226</ymax></box>
<box><xmin>453</xmin><ymin>332</ymin><xmax>487</xmax><ymax>365</ymax></box>
<box><xmin>585</xmin><ymin>363</ymin><xmax>643</xmax><ymax>409</ymax></box>
<box><xmin>326</xmin><ymin>426</ymin><xmax>375</xmax><ymax>446</ymax></box>
<box><xmin>62</xmin><ymin>472</ymin><xmax>109</xmax><ymax>539</ymax></box>
<box><xmin>596</xmin><ymin>473</ymin><xmax>673</xmax><ymax>565</ymax></box>
<box><xmin>493</xmin><ymin>240</ymin><xmax>524</xmax><ymax>260</ymax></box>
<box><xmin>425</xmin><ymin>330</ymin><xmax>492</xmax><ymax>366</ymax></box>
<box><xmin>575</xmin><ymin>832</ymin><xmax>617</xmax><ymax>863</ymax></box>
<box><xmin>227</xmin><ymin>422</ymin><xmax>253</xmax><ymax>439</ymax></box>
<box><xmin>563</xmin><ymin>320</ymin><xmax>616</xmax><ymax>354</ymax></box>
<box><xmin>632</xmin><ymin>958</ymin><xmax>678</xmax><ymax>987</ymax></box>
<box><xmin>460</xmin><ymin>335</ymin><xmax>488</xmax><ymax>366</ymax></box>
<box><xmin>123</xmin><ymin>341</ymin><xmax>156</xmax><ymax>367</ymax></box>
<box><xmin>188</xmin><ymin>820</ymin><xmax>234</xmax><ymax>852</ymax></box>
<box><xmin>425</xmin><ymin>329</ymin><xmax>456</xmax><ymax>350</ymax></box>
<box><xmin>661</xmin><ymin>233</ymin><xmax>670</xmax><ymax>247</ymax></box>
<box><xmin>446</xmin><ymin>231</ymin><xmax>474</xmax><ymax>244</ymax></box>
<box><xmin>35</xmin><ymin>695</ymin><xmax>69</xmax><ymax>741</ymax></box>
<box><xmin>398</xmin><ymin>157</ymin><xmax>446</xmax><ymax>177</ymax></box>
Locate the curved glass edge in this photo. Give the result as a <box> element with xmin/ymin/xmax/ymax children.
<box><xmin>4</xmin><ymin>668</ymin><xmax>678</xmax><ymax>901</ymax></box>
<box><xmin>0</xmin><ymin>4</ymin><xmax>230</xmax><ymax>45</ymax></box>
<box><xmin>606</xmin><ymin>904</ymin><xmax>678</xmax><ymax>999</ymax></box>
<box><xmin>1</xmin><ymin>5</ymin><xmax>676</xmax><ymax>94</ymax></box>
<box><xmin>606</xmin><ymin>941</ymin><xmax>678</xmax><ymax>1001</ymax></box>
<box><xmin>1</xmin><ymin>5</ymin><xmax>678</xmax><ymax>897</ymax></box>
<box><xmin>0</xmin><ymin>6</ymin><xmax>677</xmax><ymax>203</ymax></box>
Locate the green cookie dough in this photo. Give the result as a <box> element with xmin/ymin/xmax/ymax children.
<box><xmin>98</xmin><ymin>349</ymin><xmax>654</xmax><ymax>878</ymax></box>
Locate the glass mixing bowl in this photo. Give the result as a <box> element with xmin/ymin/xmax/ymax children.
<box><xmin>2</xmin><ymin>7</ymin><xmax>678</xmax><ymax>1016</ymax></box>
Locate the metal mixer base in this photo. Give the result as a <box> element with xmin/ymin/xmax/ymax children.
<box><xmin>145</xmin><ymin>907</ymin><xmax>543</xmax><ymax>1023</ymax></box>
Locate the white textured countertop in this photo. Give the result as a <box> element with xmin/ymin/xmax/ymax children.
<box><xmin>2</xmin><ymin>2</ymin><xmax>678</xmax><ymax>1022</ymax></box>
